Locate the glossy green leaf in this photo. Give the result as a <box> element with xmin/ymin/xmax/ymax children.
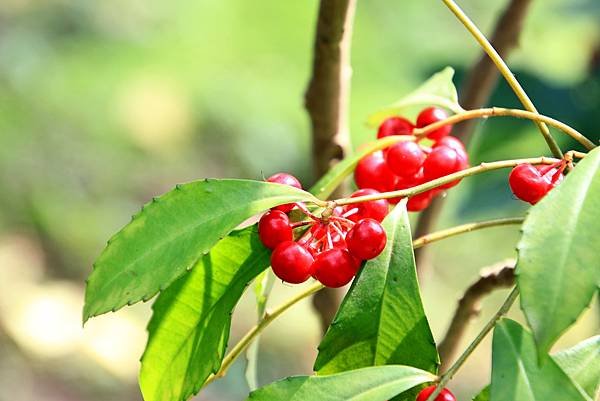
<box><xmin>490</xmin><ymin>319</ymin><xmax>590</xmax><ymax>401</ymax></box>
<box><xmin>472</xmin><ymin>386</ymin><xmax>490</xmax><ymax>401</ymax></box>
<box><xmin>139</xmin><ymin>227</ymin><xmax>270</xmax><ymax>401</ymax></box>
<box><xmin>309</xmin><ymin>136</ymin><xmax>408</xmax><ymax>199</ymax></box>
<box><xmin>246</xmin><ymin>365</ymin><xmax>436</xmax><ymax>401</ymax></box>
<box><xmin>553</xmin><ymin>335</ymin><xmax>600</xmax><ymax>399</ymax></box>
<box><xmin>367</xmin><ymin>67</ymin><xmax>463</xmax><ymax>127</ymax></box>
<box><xmin>83</xmin><ymin>179</ymin><xmax>314</xmax><ymax>321</ymax></box>
<box><xmin>516</xmin><ymin>147</ymin><xmax>600</xmax><ymax>356</ymax></box>
<box><xmin>314</xmin><ymin>202</ymin><xmax>439</xmax><ymax>376</ymax></box>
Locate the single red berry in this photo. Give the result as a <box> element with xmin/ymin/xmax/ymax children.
<box><xmin>312</xmin><ymin>248</ymin><xmax>359</xmax><ymax>288</ymax></box>
<box><xmin>377</xmin><ymin>116</ymin><xmax>414</xmax><ymax>139</ymax></box>
<box><xmin>258</xmin><ymin>210</ymin><xmax>293</xmax><ymax>249</ymax></box>
<box><xmin>342</xmin><ymin>189</ymin><xmax>389</xmax><ymax>222</ymax></box>
<box><xmin>422</xmin><ymin>145</ymin><xmax>464</xmax><ymax>189</ymax></box>
<box><xmin>271</xmin><ymin>241</ymin><xmax>314</xmax><ymax>284</ymax></box>
<box><xmin>385</xmin><ymin>141</ymin><xmax>427</xmax><ymax>178</ymax></box>
<box><xmin>509</xmin><ymin>164</ymin><xmax>551</xmax><ymax>205</ymax></box>
<box><xmin>416</xmin><ymin>385</ymin><xmax>456</xmax><ymax>401</ymax></box>
<box><xmin>434</xmin><ymin>135</ymin><xmax>467</xmax><ymax>159</ymax></box>
<box><xmin>407</xmin><ymin>190</ymin><xmax>434</xmax><ymax>212</ymax></box>
<box><xmin>346</xmin><ymin>218</ymin><xmax>387</xmax><ymax>260</ymax></box>
<box><xmin>416</xmin><ymin>107</ymin><xmax>452</xmax><ymax>141</ymax></box>
<box><xmin>354</xmin><ymin>151</ymin><xmax>399</xmax><ymax>192</ymax></box>
<box><xmin>267</xmin><ymin>173</ymin><xmax>302</xmax><ymax>213</ymax></box>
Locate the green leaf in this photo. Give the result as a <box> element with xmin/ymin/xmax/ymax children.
<box><xmin>472</xmin><ymin>386</ymin><xmax>490</xmax><ymax>401</ymax></box>
<box><xmin>139</xmin><ymin>226</ymin><xmax>270</xmax><ymax>401</ymax></box>
<box><xmin>367</xmin><ymin>67</ymin><xmax>463</xmax><ymax>128</ymax></box>
<box><xmin>553</xmin><ymin>335</ymin><xmax>600</xmax><ymax>399</ymax></box>
<box><xmin>516</xmin><ymin>147</ymin><xmax>600</xmax><ymax>356</ymax></box>
<box><xmin>83</xmin><ymin>178</ymin><xmax>314</xmax><ymax>321</ymax></box>
<box><xmin>490</xmin><ymin>319</ymin><xmax>590</xmax><ymax>401</ymax></box>
<box><xmin>309</xmin><ymin>136</ymin><xmax>407</xmax><ymax>199</ymax></box>
<box><xmin>246</xmin><ymin>365</ymin><xmax>436</xmax><ymax>401</ymax></box>
<box><xmin>314</xmin><ymin>202</ymin><xmax>439</xmax><ymax>376</ymax></box>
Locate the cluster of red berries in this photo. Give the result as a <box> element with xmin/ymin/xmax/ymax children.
<box><xmin>259</xmin><ymin>173</ymin><xmax>388</xmax><ymax>288</ymax></box>
<box><xmin>415</xmin><ymin>386</ymin><xmax>456</xmax><ymax>401</ymax></box>
<box><xmin>355</xmin><ymin>107</ymin><xmax>469</xmax><ymax>212</ymax></box>
<box><xmin>508</xmin><ymin>160</ymin><xmax>566</xmax><ymax>205</ymax></box>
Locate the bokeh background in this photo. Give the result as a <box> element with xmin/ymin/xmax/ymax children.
<box><xmin>0</xmin><ymin>1</ymin><xmax>599</xmax><ymax>400</ymax></box>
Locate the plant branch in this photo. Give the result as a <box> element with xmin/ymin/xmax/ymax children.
<box><xmin>332</xmin><ymin>156</ymin><xmax>559</xmax><ymax>206</ymax></box>
<box><xmin>437</xmin><ymin>260</ymin><xmax>516</xmax><ymax>371</ymax></box>
<box><xmin>441</xmin><ymin>0</ymin><xmax>563</xmax><ymax>158</ymax></box>
<box><xmin>426</xmin><ymin>286</ymin><xmax>519</xmax><ymax>401</ymax></box>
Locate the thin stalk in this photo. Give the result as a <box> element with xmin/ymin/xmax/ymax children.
<box><xmin>333</xmin><ymin>157</ymin><xmax>559</xmax><ymax>206</ymax></box>
<box><xmin>426</xmin><ymin>286</ymin><xmax>519</xmax><ymax>401</ymax></box>
<box><xmin>441</xmin><ymin>0</ymin><xmax>563</xmax><ymax>158</ymax></box>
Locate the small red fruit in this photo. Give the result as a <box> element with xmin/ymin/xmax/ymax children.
<box><xmin>271</xmin><ymin>241</ymin><xmax>314</xmax><ymax>284</ymax></box>
<box><xmin>258</xmin><ymin>210</ymin><xmax>293</xmax><ymax>249</ymax></box>
<box><xmin>434</xmin><ymin>135</ymin><xmax>467</xmax><ymax>159</ymax></box>
<box><xmin>377</xmin><ymin>116</ymin><xmax>414</xmax><ymax>139</ymax></box>
<box><xmin>416</xmin><ymin>107</ymin><xmax>452</xmax><ymax>141</ymax></box>
<box><xmin>416</xmin><ymin>385</ymin><xmax>456</xmax><ymax>401</ymax></box>
<box><xmin>385</xmin><ymin>141</ymin><xmax>427</xmax><ymax>178</ymax></box>
<box><xmin>422</xmin><ymin>146</ymin><xmax>464</xmax><ymax>189</ymax></box>
<box><xmin>346</xmin><ymin>218</ymin><xmax>387</xmax><ymax>260</ymax></box>
<box><xmin>267</xmin><ymin>173</ymin><xmax>302</xmax><ymax>213</ymax></box>
<box><xmin>407</xmin><ymin>190</ymin><xmax>434</xmax><ymax>212</ymax></box>
<box><xmin>312</xmin><ymin>248</ymin><xmax>359</xmax><ymax>288</ymax></box>
<box><xmin>354</xmin><ymin>151</ymin><xmax>399</xmax><ymax>192</ymax></box>
<box><xmin>343</xmin><ymin>189</ymin><xmax>389</xmax><ymax>222</ymax></box>
<box><xmin>509</xmin><ymin>164</ymin><xmax>551</xmax><ymax>205</ymax></box>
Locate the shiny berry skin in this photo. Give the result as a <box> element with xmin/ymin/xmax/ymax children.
<box><xmin>416</xmin><ymin>107</ymin><xmax>452</xmax><ymax>141</ymax></box>
<box><xmin>271</xmin><ymin>241</ymin><xmax>314</xmax><ymax>284</ymax></box>
<box><xmin>385</xmin><ymin>141</ymin><xmax>427</xmax><ymax>178</ymax></box>
<box><xmin>509</xmin><ymin>164</ymin><xmax>551</xmax><ymax>205</ymax></box>
<box><xmin>416</xmin><ymin>386</ymin><xmax>456</xmax><ymax>401</ymax></box>
<box><xmin>258</xmin><ymin>210</ymin><xmax>293</xmax><ymax>249</ymax></box>
<box><xmin>346</xmin><ymin>218</ymin><xmax>387</xmax><ymax>260</ymax></box>
<box><xmin>312</xmin><ymin>248</ymin><xmax>359</xmax><ymax>288</ymax></box>
<box><xmin>407</xmin><ymin>190</ymin><xmax>434</xmax><ymax>212</ymax></box>
<box><xmin>422</xmin><ymin>146</ymin><xmax>464</xmax><ymax>189</ymax></box>
<box><xmin>354</xmin><ymin>151</ymin><xmax>399</xmax><ymax>192</ymax></box>
<box><xmin>267</xmin><ymin>173</ymin><xmax>302</xmax><ymax>213</ymax></box>
<box><xmin>377</xmin><ymin>116</ymin><xmax>414</xmax><ymax>139</ymax></box>
<box><xmin>343</xmin><ymin>189</ymin><xmax>389</xmax><ymax>222</ymax></box>
<box><xmin>434</xmin><ymin>135</ymin><xmax>467</xmax><ymax>159</ymax></box>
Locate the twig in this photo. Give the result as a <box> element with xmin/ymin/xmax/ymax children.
<box><xmin>305</xmin><ymin>0</ymin><xmax>357</xmax><ymax>333</ymax></box>
<box><xmin>437</xmin><ymin>260</ymin><xmax>516</xmax><ymax>371</ymax></box>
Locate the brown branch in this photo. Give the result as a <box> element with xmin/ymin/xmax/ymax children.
<box><xmin>305</xmin><ymin>0</ymin><xmax>357</xmax><ymax>332</ymax></box>
<box><xmin>437</xmin><ymin>259</ymin><xmax>516</xmax><ymax>371</ymax></box>
<box><xmin>414</xmin><ymin>0</ymin><xmax>532</xmax><ymax>279</ymax></box>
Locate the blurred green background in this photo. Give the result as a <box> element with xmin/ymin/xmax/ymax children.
<box><xmin>0</xmin><ymin>0</ymin><xmax>598</xmax><ymax>400</ymax></box>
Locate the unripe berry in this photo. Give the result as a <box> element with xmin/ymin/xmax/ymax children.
<box><xmin>509</xmin><ymin>164</ymin><xmax>551</xmax><ymax>205</ymax></box>
<box><xmin>416</xmin><ymin>386</ymin><xmax>456</xmax><ymax>401</ymax></box>
<box><xmin>271</xmin><ymin>241</ymin><xmax>314</xmax><ymax>284</ymax></box>
<box><xmin>416</xmin><ymin>107</ymin><xmax>452</xmax><ymax>141</ymax></box>
<box><xmin>343</xmin><ymin>189</ymin><xmax>389</xmax><ymax>222</ymax></box>
<box><xmin>354</xmin><ymin>151</ymin><xmax>399</xmax><ymax>192</ymax></box>
<box><xmin>312</xmin><ymin>248</ymin><xmax>359</xmax><ymax>288</ymax></box>
<box><xmin>258</xmin><ymin>210</ymin><xmax>293</xmax><ymax>249</ymax></box>
<box><xmin>377</xmin><ymin>116</ymin><xmax>414</xmax><ymax>139</ymax></box>
<box><xmin>346</xmin><ymin>218</ymin><xmax>387</xmax><ymax>260</ymax></box>
<box><xmin>267</xmin><ymin>173</ymin><xmax>302</xmax><ymax>213</ymax></box>
<box><xmin>385</xmin><ymin>141</ymin><xmax>427</xmax><ymax>178</ymax></box>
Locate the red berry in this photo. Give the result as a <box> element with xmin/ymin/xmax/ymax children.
<box><xmin>416</xmin><ymin>386</ymin><xmax>456</xmax><ymax>401</ymax></box>
<box><xmin>422</xmin><ymin>146</ymin><xmax>464</xmax><ymax>189</ymax></box>
<box><xmin>377</xmin><ymin>116</ymin><xmax>414</xmax><ymax>139</ymax></box>
<box><xmin>407</xmin><ymin>190</ymin><xmax>434</xmax><ymax>212</ymax></box>
<box><xmin>271</xmin><ymin>241</ymin><xmax>314</xmax><ymax>284</ymax></box>
<box><xmin>312</xmin><ymin>248</ymin><xmax>359</xmax><ymax>288</ymax></box>
<box><xmin>258</xmin><ymin>210</ymin><xmax>293</xmax><ymax>249</ymax></box>
<box><xmin>434</xmin><ymin>135</ymin><xmax>467</xmax><ymax>159</ymax></box>
<box><xmin>416</xmin><ymin>107</ymin><xmax>452</xmax><ymax>141</ymax></box>
<box><xmin>342</xmin><ymin>189</ymin><xmax>389</xmax><ymax>222</ymax></box>
<box><xmin>385</xmin><ymin>141</ymin><xmax>427</xmax><ymax>178</ymax></box>
<box><xmin>354</xmin><ymin>151</ymin><xmax>399</xmax><ymax>192</ymax></box>
<box><xmin>267</xmin><ymin>173</ymin><xmax>302</xmax><ymax>213</ymax></box>
<box><xmin>346</xmin><ymin>218</ymin><xmax>387</xmax><ymax>260</ymax></box>
<box><xmin>509</xmin><ymin>164</ymin><xmax>551</xmax><ymax>205</ymax></box>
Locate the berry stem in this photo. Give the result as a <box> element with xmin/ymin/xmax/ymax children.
<box><xmin>426</xmin><ymin>286</ymin><xmax>519</xmax><ymax>401</ymax></box>
<box><xmin>412</xmin><ymin>107</ymin><xmax>595</xmax><ymax>151</ymax></box>
<box><xmin>333</xmin><ymin>156</ymin><xmax>560</xmax><ymax>206</ymax></box>
<box><xmin>440</xmin><ymin>0</ymin><xmax>564</xmax><ymax>158</ymax></box>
